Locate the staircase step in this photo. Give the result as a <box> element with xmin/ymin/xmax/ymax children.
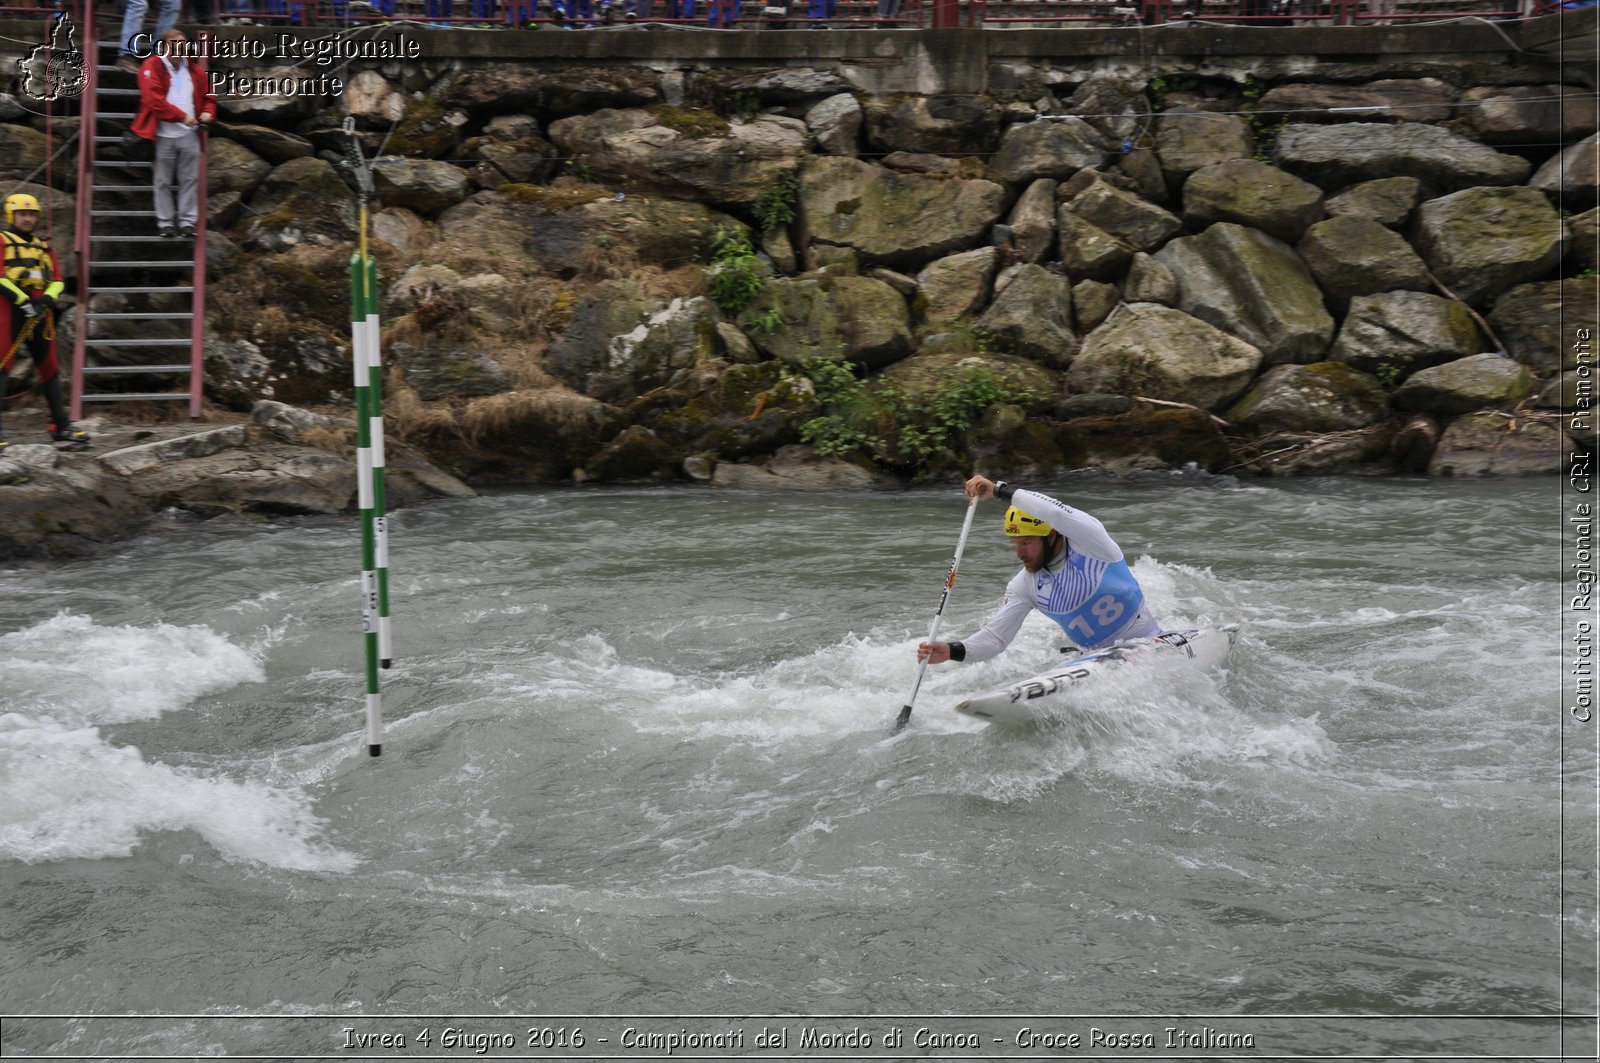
<box><xmin>84</xmin><ymin>338</ymin><xmax>192</xmax><ymax>348</ymax></box>
<box><xmin>92</xmin><ymin>286</ymin><xmax>195</xmax><ymax>295</ymax></box>
<box><xmin>86</xmin><ymin>312</ymin><xmax>195</xmax><ymax>320</ymax></box>
<box><xmin>89</xmin><ymin>216</ymin><xmax>162</xmax><ymax>223</ymax></box>
<box><xmin>90</xmin><ymin>258</ymin><xmax>195</xmax><ymax>267</ymax></box>
<box><xmin>93</xmin><ymin>185</ymin><xmax>156</xmax><ymax>193</ymax></box>
<box><xmin>81</xmin><ymin>393</ymin><xmax>193</xmax><ymax>402</ymax></box>
<box><xmin>81</xmin><ymin>364</ymin><xmax>192</xmax><ymax>375</ymax></box>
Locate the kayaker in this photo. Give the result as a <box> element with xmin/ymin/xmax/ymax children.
<box><xmin>917</xmin><ymin>474</ymin><xmax>1161</xmax><ymax>664</ymax></box>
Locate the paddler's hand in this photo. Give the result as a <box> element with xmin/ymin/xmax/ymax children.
<box><xmin>917</xmin><ymin>641</ymin><xmax>952</xmax><ymax>665</ymax></box>
<box><xmin>964</xmin><ymin>474</ymin><xmax>996</xmax><ymax>500</ymax></box>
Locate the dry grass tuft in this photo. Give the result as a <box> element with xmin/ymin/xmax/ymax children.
<box><xmin>461</xmin><ymin>388</ymin><xmax>601</xmax><ymax>445</ymax></box>
<box><xmin>299</xmin><ymin>424</ymin><xmax>356</xmax><ymax>453</ymax></box>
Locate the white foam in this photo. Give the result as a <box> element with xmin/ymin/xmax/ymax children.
<box><xmin>0</xmin><ymin>614</ymin><xmax>355</xmax><ymax>872</ymax></box>
<box><xmin>0</xmin><ymin>612</ymin><xmax>264</xmax><ymax>725</ymax></box>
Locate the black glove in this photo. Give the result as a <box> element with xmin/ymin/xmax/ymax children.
<box><xmin>38</xmin><ymin>294</ymin><xmax>56</xmax><ymax>314</ymax></box>
<box><xmin>17</xmin><ymin>300</ymin><xmax>37</xmax><ymax>320</ymax></box>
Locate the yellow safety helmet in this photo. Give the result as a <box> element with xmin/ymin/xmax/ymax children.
<box><xmin>4</xmin><ymin>193</ymin><xmax>40</xmax><ymax>226</ymax></box>
<box><xmin>1003</xmin><ymin>505</ymin><xmax>1052</xmax><ymax>537</ymax></box>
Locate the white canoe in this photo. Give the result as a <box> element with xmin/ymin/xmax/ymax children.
<box><xmin>954</xmin><ymin>625</ymin><xmax>1240</xmax><ymax>727</ymax></box>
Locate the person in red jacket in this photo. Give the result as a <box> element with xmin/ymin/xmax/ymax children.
<box><xmin>130</xmin><ymin>29</ymin><xmax>216</xmax><ymax>239</ymax></box>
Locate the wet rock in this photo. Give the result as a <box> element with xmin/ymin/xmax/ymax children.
<box><xmin>1324</xmin><ymin>176</ymin><xmax>1421</xmax><ymax>229</ymax></box>
<box><xmin>1067</xmin><ymin>302</ymin><xmax>1263</xmax><ymax>411</ymax></box>
<box><xmin>917</xmin><ymin>248</ymin><xmax>999</xmax><ymax>325</ymax></box>
<box><xmin>370</xmin><ymin>157</ymin><xmax>472</xmax><ymax>216</ymax></box>
<box><xmin>1223</xmin><ymin>361</ymin><xmax>1391</xmax><ymax>435</ymax></box>
<box><xmin>975</xmin><ymin>264</ymin><xmax>1077</xmax><ymax>368</ymax></box>
<box><xmin>1154</xmin><ymin>111</ymin><xmax>1254</xmax><ymax>186</ymax></box>
<box><xmin>1392</xmin><ymin>353</ymin><xmax>1536</xmax><ymax>417</ymax></box>
<box><xmin>738</xmin><ymin>275</ymin><xmax>913</xmax><ymax>372</ymax></box>
<box><xmin>1487</xmin><ymin>279</ymin><xmax>1600</xmax><ymax>373</ymax></box>
<box><xmin>1273</xmin><ymin>122</ymin><xmax>1531</xmax><ymax>192</ymax></box>
<box><xmin>1530</xmin><ymin>132</ymin><xmax>1600</xmax><ymax>208</ymax></box>
<box><xmin>1181</xmin><ymin>159</ymin><xmax>1326</xmax><ymax>244</ymax></box>
<box><xmin>990</xmin><ymin>117</ymin><xmax>1109</xmax><ymax>185</ymax></box>
<box><xmin>801</xmin><ymin>156</ymin><xmax>1007</xmax><ymax>271</ymax></box>
<box><xmin>712</xmin><ymin>444</ymin><xmax>882</xmax><ymax>490</ymax></box>
<box><xmin>806</xmin><ymin>93</ymin><xmax>862</xmax><ymax>157</ymax></box>
<box><xmin>1329</xmin><ymin>290</ymin><xmax>1482</xmax><ymax>380</ymax></box>
<box><xmin>861</xmin><ymin>95</ymin><xmax>1007</xmax><ymax>157</ymax></box>
<box><xmin>1006</xmin><ymin>178</ymin><xmax>1058</xmax><ymax>265</ymax></box>
<box><xmin>1055</xmin><ymin>407</ymin><xmax>1238</xmax><ymax>474</ymax></box>
<box><xmin>1297</xmin><ymin>216</ymin><xmax>1431</xmax><ymax>312</ymax></box>
<box><xmin>1059</xmin><ymin>169</ymin><xmax>1182</xmax><ymax>252</ymax></box>
<box><xmin>1412</xmin><ymin>185</ymin><xmax>1567</xmax><ymax>306</ymax></box>
<box><xmin>1154</xmin><ymin>223</ymin><xmax>1334</xmax><ymax>365</ymax></box>
<box><xmin>1427</xmin><ymin>412</ymin><xmax>1571</xmax><ymax>476</ymax></box>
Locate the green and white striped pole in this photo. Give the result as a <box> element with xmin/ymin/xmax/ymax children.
<box><xmin>364</xmin><ymin>255</ymin><xmax>393</xmax><ymax>671</ymax></box>
<box><xmin>352</xmin><ymin>248</ymin><xmax>382</xmax><ymax>758</ymax></box>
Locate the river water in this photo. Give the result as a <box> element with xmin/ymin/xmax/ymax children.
<box><xmin>1</xmin><ymin>474</ymin><xmax>1594</xmax><ymax>1060</ymax></box>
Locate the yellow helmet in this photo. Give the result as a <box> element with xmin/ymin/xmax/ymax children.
<box><xmin>4</xmin><ymin>193</ymin><xmax>40</xmax><ymax>226</ymax></box>
<box><xmin>1004</xmin><ymin>505</ymin><xmax>1052</xmax><ymax>537</ymax></box>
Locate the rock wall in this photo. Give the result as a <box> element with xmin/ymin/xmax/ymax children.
<box><xmin>6</xmin><ymin>20</ymin><xmax>1596</xmax><ymax>487</ymax></box>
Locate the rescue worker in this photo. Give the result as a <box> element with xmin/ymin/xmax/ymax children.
<box><xmin>0</xmin><ymin>193</ymin><xmax>86</xmax><ymax>449</ymax></box>
<box><xmin>917</xmin><ymin>474</ymin><xmax>1160</xmax><ymax>664</ymax></box>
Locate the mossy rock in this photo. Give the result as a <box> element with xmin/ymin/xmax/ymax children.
<box><xmin>1224</xmin><ymin>361</ymin><xmax>1391</xmax><ymax>435</ymax></box>
<box><xmin>1055</xmin><ymin>407</ymin><xmax>1237</xmax><ymax>473</ymax></box>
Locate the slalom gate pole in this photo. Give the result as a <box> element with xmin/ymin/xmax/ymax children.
<box><xmin>352</xmin><ymin>246</ymin><xmax>382</xmax><ymax>758</ymax></box>
<box><xmin>364</xmin><ymin>256</ymin><xmax>392</xmax><ymax>670</ymax></box>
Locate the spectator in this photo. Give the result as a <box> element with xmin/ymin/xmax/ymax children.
<box><xmin>115</xmin><ymin>0</ymin><xmax>179</xmax><ymax>73</ymax></box>
<box><xmin>876</xmin><ymin>0</ymin><xmax>901</xmax><ymax>22</ymax></box>
<box><xmin>0</xmin><ymin>193</ymin><xmax>86</xmax><ymax>448</ymax></box>
<box><xmin>706</xmin><ymin>0</ymin><xmax>738</xmax><ymax>24</ymax></box>
<box><xmin>130</xmin><ymin>29</ymin><xmax>217</xmax><ymax>240</ymax></box>
<box><xmin>665</xmin><ymin>0</ymin><xmax>696</xmax><ymax>19</ymax></box>
<box><xmin>807</xmin><ymin>0</ymin><xmax>835</xmax><ymax>25</ymax></box>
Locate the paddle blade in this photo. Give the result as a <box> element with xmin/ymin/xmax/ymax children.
<box><xmin>890</xmin><ymin>704</ymin><xmax>913</xmax><ymax>734</ymax></box>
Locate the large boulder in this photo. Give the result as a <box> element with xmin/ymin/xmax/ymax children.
<box><xmin>974</xmin><ymin>264</ymin><xmax>1077</xmax><ymax>368</ymax></box>
<box><xmin>462</xmin><ymin>134</ymin><xmax>560</xmax><ymax>189</ymax></box>
<box><xmin>439</xmin><ymin>64</ymin><xmax>660</xmax><ymax>118</ymax></box>
<box><xmin>519</xmin><ymin>193</ymin><xmax>743</xmax><ymax>276</ymax></box>
<box><xmin>217</xmin><ymin>123</ymin><xmax>315</xmax><ymax>165</ymax></box>
<box><xmin>712</xmin><ymin>444</ymin><xmax>884</xmax><ymax>491</ymax></box>
<box><xmin>1006</xmin><ymin>178</ymin><xmax>1059</xmax><ymax>264</ymax></box>
<box><xmin>1487</xmin><ymin>279</ymin><xmax>1600</xmax><ymax>373</ymax></box>
<box><xmin>1297</xmin><ymin>216</ymin><xmax>1431</xmax><ymax>312</ymax></box>
<box><xmin>370</xmin><ymin>157</ymin><xmax>472</xmax><ymax>216</ymax></box>
<box><xmin>1181</xmin><ymin>159</ymin><xmax>1326</xmax><ymax>244</ymax></box>
<box><xmin>544</xmin><ymin>280</ymin><xmax>660</xmax><ymax>395</ymax></box>
<box><xmin>1427</xmin><ymin>412</ymin><xmax>1572</xmax><ymax>477</ymax></box>
<box><xmin>877</xmin><ymin>347</ymin><xmax>1061</xmax><ymax>412</ymax></box>
<box><xmin>237</xmin><ymin>156</ymin><xmax>358</xmax><ymax>251</ymax></box>
<box><xmin>390</xmin><ymin>341</ymin><xmax>514</xmax><ymax>401</ymax></box>
<box><xmin>1064</xmin><ymin>76</ymin><xmax>1151</xmax><ymax>144</ymax></box>
<box><xmin>800</xmin><ymin>156</ymin><xmax>1007</xmax><ymax>271</ymax></box>
<box><xmin>1462</xmin><ymin>85</ymin><xmax>1598</xmax><ymax>146</ymax></box>
<box><xmin>1055</xmin><ymin>212</ymin><xmax>1136</xmax><ymax>283</ymax></box>
<box><xmin>1392</xmin><ymin>353</ymin><xmax>1536</xmax><ymax>416</ymax></box>
<box><xmin>1255</xmin><ymin>79</ymin><xmax>1456</xmax><ymax>124</ymax></box>
<box><xmin>737</xmin><ymin>275</ymin><xmax>913</xmax><ymax>372</ymax></box>
<box><xmin>861</xmin><ymin>95</ymin><xmax>1007</xmax><ymax>157</ymax></box>
<box><xmin>1154</xmin><ymin>111</ymin><xmax>1254</xmax><ymax>185</ymax></box>
<box><xmin>1330</xmin><ymin>290</ymin><xmax>1483</xmax><ymax>379</ymax></box>
<box><xmin>1066</xmin><ymin>302</ymin><xmax>1263</xmax><ymax>411</ymax></box>
<box><xmin>1324</xmin><ymin>176</ymin><xmax>1421</xmax><ymax>229</ymax></box>
<box><xmin>546</xmin><ymin>108</ymin><xmax>808</xmax><ymax>209</ymax></box>
<box><xmin>990</xmin><ymin>117</ymin><xmax>1109</xmax><ymax>185</ymax></box>
<box><xmin>1153</xmin><ymin>223</ymin><xmax>1335</xmax><ymax>365</ymax></box>
<box><xmin>1530</xmin><ymin>132</ymin><xmax>1600</xmax><ymax>207</ymax></box>
<box><xmin>917</xmin><ymin>247</ymin><xmax>1000</xmax><ymax>325</ymax></box>
<box><xmin>206</xmin><ymin>138</ymin><xmax>273</xmax><ymax>198</ymax></box>
<box><xmin>1223</xmin><ymin>361</ymin><xmax>1391</xmax><ymax>434</ymax></box>
<box><xmin>586</xmin><ymin>296</ymin><xmax>722</xmax><ymax>403</ymax></box>
<box><xmin>1055</xmin><ymin>407</ymin><xmax>1238</xmax><ymax>474</ymax></box>
<box><xmin>1411</xmin><ymin>186</ymin><xmax>1567</xmax><ymax>306</ymax></box>
<box><xmin>806</xmin><ymin>93</ymin><xmax>863</xmax><ymax>157</ymax></box>
<box><xmin>1058</xmin><ymin>170</ymin><xmax>1182</xmax><ymax>252</ymax></box>
<box><xmin>1273</xmin><ymin>122</ymin><xmax>1532</xmax><ymax>192</ymax></box>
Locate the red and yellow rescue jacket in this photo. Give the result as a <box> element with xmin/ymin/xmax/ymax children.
<box><xmin>0</xmin><ymin>227</ymin><xmax>64</xmax><ymax>307</ymax></box>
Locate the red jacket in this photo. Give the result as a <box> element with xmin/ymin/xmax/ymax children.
<box><xmin>131</xmin><ymin>55</ymin><xmax>217</xmax><ymax>141</ymax></box>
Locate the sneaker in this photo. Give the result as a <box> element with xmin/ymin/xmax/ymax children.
<box><xmin>159</xmin><ymin>226</ymin><xmax>177</xmax><ymax>239</ymax></box>
<box><xmin>115</xmin><ymin>55</ymin><xmax>141</xmax><ymax>74</ymax></box>
<box><xmin>49</xmin><ymin>425</ymin><xmax>90</xmax><ymax>445</ymax></box>
<box><xmin>179</xmin><ymin>224</ymin><xmax>197</xmax><ymax>238</ymax></box>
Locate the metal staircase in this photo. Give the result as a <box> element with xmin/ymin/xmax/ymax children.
<box><xmin>69</xmin><ymin>0</ymin><xmax>206</xmax><ymax>420</ymax></box>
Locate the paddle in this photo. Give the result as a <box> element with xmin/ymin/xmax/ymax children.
<box><xmin>891</xmin><ymin>494</ymin><xmax>980</xmax><ymax>735</ymax></box>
